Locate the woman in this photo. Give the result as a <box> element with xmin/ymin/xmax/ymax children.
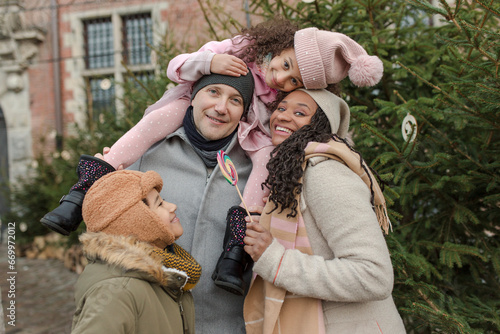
<box><xmin>243</xmin><ymin>89</ymin><xmax>406</xmax><ymax>333</ymax></box>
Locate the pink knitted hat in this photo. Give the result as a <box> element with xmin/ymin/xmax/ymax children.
<box><xmin>294</xmin><ymin>28</ymin><xmax>384</xmax><ymax>89</ymax></box>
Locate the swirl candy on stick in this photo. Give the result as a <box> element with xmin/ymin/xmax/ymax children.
<box><xmin>218</xmin><ymin>151</ymin><xmax>238</xmax><ymax>186</ymax></box>
<box><xmin>217</xmin><ymin>150</ymin><xmax>254</xmax><ymax>222</ymax></box>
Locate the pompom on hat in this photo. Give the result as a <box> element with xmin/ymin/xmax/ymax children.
<box><xmin>294</xmin><ymin>28</ymin><xmax>384</xmax><ymax>89</ymax></box>
<box><xmin>82</xmin><ymin>170</ymin><xmax>175</xmax><ymax>249</ymax></box>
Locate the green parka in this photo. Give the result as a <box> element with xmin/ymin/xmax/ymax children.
<box><xmin>72</xmin><ymin>232</ymin><xmax>195</xmax><ymax>334</ymax></box>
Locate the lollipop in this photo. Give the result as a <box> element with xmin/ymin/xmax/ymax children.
<box><xmin>217</xmin><ymin>151</ymin><xmax>238</xmax><ymax>186</ymax></box>
<box><xmin>217</xmin><ymin>150</ymin><xmax>253</xmax><ymax>222</ymax></box>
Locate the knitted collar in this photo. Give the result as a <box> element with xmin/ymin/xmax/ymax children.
<box><xmin>151</xmin><ymin>243</ymin><xmax>202</xmax><ymax>291</ymax></box>
<box><xmin>182</xmin><ymin>106</ymin><xmax>236</xmax><ymax>167</ymax></box>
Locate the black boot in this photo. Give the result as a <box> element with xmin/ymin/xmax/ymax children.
<box><xmin>212</xmin><ymin>206</ymin><xmax>254</xmax><ymax>296</ymax></box>
<box><xmin>40</xmin><ymin>155</ymin><xmax>115</xmax><ymax>235</ymax></box>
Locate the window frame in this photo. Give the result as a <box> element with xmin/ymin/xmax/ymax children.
<box><xmin>67</xmin><ymin>4</ymin><xmax>165</xmax><ymax>125</ymax></box>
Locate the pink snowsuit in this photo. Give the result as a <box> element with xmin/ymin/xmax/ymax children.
<box><xmin>103</xmin><ymin>36</ymin><xmax>277</xmax><ymax>208</ymax></box>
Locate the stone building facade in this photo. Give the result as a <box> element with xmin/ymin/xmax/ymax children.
<box><xmin>0</xmin><ymin>0</ymin><xmax>257</xmax><ymax>219</ymax></box>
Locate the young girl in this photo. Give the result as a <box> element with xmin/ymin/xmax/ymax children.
<box><xmin>41</xmin><ymin>18</ymin><xmax>383</xmax><ymax>294</ymax></box>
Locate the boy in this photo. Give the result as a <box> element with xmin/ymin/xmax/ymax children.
<box><xmin>71</xmin><ymin>170</ymin><xmax>200</xmax><ymax>334</ymax></box>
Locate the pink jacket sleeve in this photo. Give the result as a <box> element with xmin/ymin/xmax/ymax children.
<box><xmin>167</xmin><ymin>36</ymin><xmax>249</xmax><ymax>83</ymax></box>
<box><xmin>166</xmin><ymin>36</ymin><xmax>277</xmax><ymax>153</ymax></box>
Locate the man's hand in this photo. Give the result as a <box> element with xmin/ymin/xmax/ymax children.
<box><xmin>210</xmin><ymin>54</ymin><xmax>248</xmax><ymax>77</ymax></box>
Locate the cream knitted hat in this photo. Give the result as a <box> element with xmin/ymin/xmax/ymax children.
<box><xmin>82</xmin><ymin>170</ymin><xmax>175</xmax><ymax>249</ymax></box>
<box><xmin>294</xmin><ymin>28</ymin><xmax>384</xmax><ymax>89</ymax></box>
<box><xmin>296</xmin><ymin>88</ymin><xmax>350</xmax><ymax>138</ymax></box>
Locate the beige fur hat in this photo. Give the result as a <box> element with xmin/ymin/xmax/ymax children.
<box><xmin>82</xmin><ymin>170</ymin><xmax>175</xmax><ymax>249</ymax></box>
<box><xmin>296</xmin><ymin>88</ymin><xmax>350</xmax><ymax>138</ymax></box>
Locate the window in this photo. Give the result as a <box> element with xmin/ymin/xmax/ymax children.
<box><xmin>122</xmin><ymin>13</ymin><xmax>153</xmax><ymax>65</ymax></box>
<box><xmin>88</xmin><ymin>76</ymin><xmax>116</xmax><ymax>118</ymax></box>
<box><xmin>83</xmin><ymin>13</ymin><xmax>154</xmax><ymax>118</ymax></box>
<box><xmin>84</xmin><ymin>18</ymin><xmax>114</xmax><ymax>69</ymax></box>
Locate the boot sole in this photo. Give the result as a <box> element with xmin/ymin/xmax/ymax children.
<box><xmin>212</xmin><ymin>272</ymin><xmax>244</xmax><ymax>296</ymax></box>
<box><xmin>40</xmin><ymin>217</ymin><xmax>71</xmax><ymax>236</ymax></box>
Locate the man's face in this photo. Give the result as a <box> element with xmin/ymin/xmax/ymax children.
<box><xmin>191</xmin><ymin>84</ymin><xmax>245</xmax><ymax>140</ymax></box>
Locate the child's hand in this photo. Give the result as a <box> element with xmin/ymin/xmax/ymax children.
<box><xmin>94</xmin><ymin>147</ymin><xmax>123</xmax><ymax>170</ymax></box>
<box><xmin>93</xmin><ymin>147</ymin><xmax>110</xmax><ymax>161</ymax></box>
<box><xmin>210</xmin><ymin>54</ymin><xmax>248</xmax><ymax>77</ymax></box>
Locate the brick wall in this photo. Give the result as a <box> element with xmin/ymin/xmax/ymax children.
<box><xmin>26</xmin><ymin>0</ymin><xmax>259</xmax><ymax>158</ymax></box>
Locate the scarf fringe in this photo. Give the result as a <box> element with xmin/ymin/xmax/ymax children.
<box><xmin>375</xmin><ymin>205</ymin><xmax>392</xmax><ymax>235</ymax></box>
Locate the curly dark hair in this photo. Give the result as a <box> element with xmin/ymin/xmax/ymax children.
<box><xmin>230</xmin><ymin>16</ymin><xmax>299</xmax><ymax>65</ymax></box>
<box><xmin>264</xmin><ymin>98</ymin><xmax>383</xmax><ymax>218</ymax></box>
<box><xmin>230</xmin><ymin>16</ymin><xmax>342</xmax><ymax>97</ymax></box>
<box><xmin>263</xmin><ymin>105</ymin><xmax>333</xmax><ymax>218</ymax></box>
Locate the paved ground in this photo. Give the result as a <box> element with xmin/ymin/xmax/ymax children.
<box><xmin>0</xmin><ymin>241</ymin><xmax>78</xmax><ymax>334</ymax></box>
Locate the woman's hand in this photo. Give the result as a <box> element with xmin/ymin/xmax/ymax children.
<box><xmin>245</xmin><ymin>205</ymin><xmax>263</xmax><ymax>223</ymax></box>
<box><xmin>94</xmin><ymin>147</ymin><xmax>123</xmax><ymax>170</ymax></box>
<box><xmin>210</xmin><ymin>54</ymin><xmax>248</xmax><ymax>77</ymax></box>
<box><xmin>244</xmin><ymin>218</ymin><xmax>273</xmax><ymax>262</ymax></box>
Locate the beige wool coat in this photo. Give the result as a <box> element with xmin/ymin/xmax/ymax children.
<box><xmin>252</xmin><ymin>156</ymin><xmax>406</xmax><ymax>333</ymax></box>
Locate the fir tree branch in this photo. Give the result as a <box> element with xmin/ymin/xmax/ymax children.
<box><xmin>417</xmin><ymin>287</ymin><xmax>440</xmax><ymax>313</ymax></box>
<box><xmin>361</xmin><ymin>123</ymin><xmax>400</xmax><ymax>154</ymax></box>
<box><xmin>411</xmin><ymin>108</ymin><xmax>499</xmax><ymax>180</ymax></box>
<box><xmin>459</xmin><ymin>20</ymin><xmax>499</xmax><ymax>65</ymax></box>
<box><xmin>393</xmin><ymin>90</ymin><xmax>407</xmax><ymax>104</ymax></box>
<box><xmin>396</xmin><ymin>61</ymin><xmax>473</xmax><ymax>113</ymax></box>
<box><xmin>399</xmin><ymin>266</ymin><xmax>443</xmax><ymax>317</ymax></box>
<box><xmin>438</xmin><ymin>0</ymin><xmax>462</xmax><ymax>32</ymax></box>
<box><xmin>197</xmin><ymin>0</ymin><xmax>219</xmax><ymax>40</ymax></box>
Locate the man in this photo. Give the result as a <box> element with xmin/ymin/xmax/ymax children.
<box><xmin>128</xmin><ymin>71</ymin><xmax>255</xmax><ymax>333</ymax></box>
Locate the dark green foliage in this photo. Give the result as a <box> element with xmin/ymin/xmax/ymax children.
<box><xmin>245</xmin><ymin>0</ymin><xmax>499</xmax><ymax>332</ymax></box>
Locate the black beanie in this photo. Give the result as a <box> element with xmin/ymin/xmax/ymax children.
<box><xmin>191</xmin><ymin>69</ymin><xmax>255</xmax><ymax>112</ymax></box>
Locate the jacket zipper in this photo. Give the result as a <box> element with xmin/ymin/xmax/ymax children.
<box><xmin>178</xmin><ymin>291</ymin><xmax>189</xmax><ymax>333</ymax></box>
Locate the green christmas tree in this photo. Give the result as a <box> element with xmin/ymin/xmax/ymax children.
<box><xmin>237</xmin><ymin>0</ymin><xmax>499</xmax><ymax>332</ymax></box>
